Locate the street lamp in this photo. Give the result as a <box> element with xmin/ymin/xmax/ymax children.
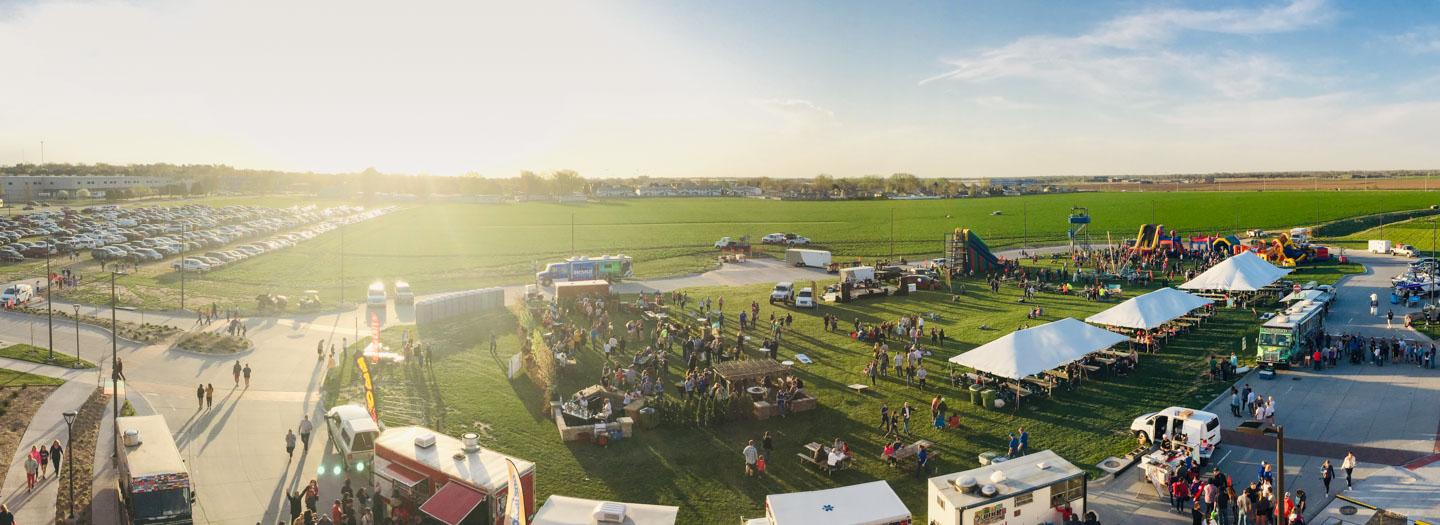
<box><xmin>63</xmin><ymin>409</ymin><xmax>78</xmax><ymax>519</ymax></box>
<box><xmin>110</xmin><ymin>270</ymin><xmax>125</xmax><ymax>460</ymax></box>
<box><xmin>1237</xmin><ymin>422</ymin><xmax>1285</xmax><ymax>524</ymax></box>
<box><xmin>72</xmin><ymin>304</ymin><xmax>80</xmax><ymax>369</ymax></box>
<box><xmin>46</xmin><ymin>248</ymin><xmax>53</xmax><ymax>362</ymax></box>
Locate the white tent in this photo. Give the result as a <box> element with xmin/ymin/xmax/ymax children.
<box><xmin>532</xmin><ymin>495</ymin><xmax>678</xmax><ymax>525</ymax></box>
<box><xmin>1280</xmin><ymin>289</ymin><xmax>1331</xmax><ymax>304</ymax></box>
<box><xmin>947</xmin><ymin>318</ymin><xmax>1129</xmax><ymax>380</ymax></box>
<box><xmin>1085</xmin><ymin>288</ymin><xmax>1213</xmax><ymax>330</ymax></box>
<box><xmin>763</xmin><ymin>481</ymin><xmax>910</xmax><ymax>525</ymax></box>
<box><xmin>1179</xmin><ymin>251</ymin><xmax>1291</xmax><ymax>292</ymax></box>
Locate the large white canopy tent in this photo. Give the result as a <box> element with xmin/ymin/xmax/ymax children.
<box><xmin>1085</xmin><ymin>288</ymin><xmax>1213</xmax><ymax>330</ymax></box>
<box><xmin>1179</xmin><ymin>251</ymin><xmax>1291</xmax><ymax>292</ymax></box>
<box><xmin>947</xmin><ymin>318</ymin><xmax>1129</xmax><ymax>380</ymax></box>
<box><xmin>761</xmin><ymin>481</ymin><xmax>910</xmax><ymax>525</ymax></box>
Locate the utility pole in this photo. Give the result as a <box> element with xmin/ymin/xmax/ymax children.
<box><xmin>1022</xmin><ymin>201</ymin><xmax>1028</xmax><ymax>251</ymax></box>
<box><xmin>180</xmin><ymin>224</ymin><xmax>187</xmax><ymax>311</ymax></box>
<box><xmin>339</xmin><ymin>221</ymin><xmax>345</xmax><ymax>306</ymax></box>
<box><xmin>111</xmin><ymin>271</ymin><xmax>120</xmax><ymax>459</ymax></box>
<box><xmin>46</xmin><ymin>249</ymin><xmax>53</xmax><ymax>362</ymax></box>
<box><xmin>570</xmin><ymin>213</ymin><xmax>576</xmax><ymax>255</ymax></box>
<box><xmin>889</xmin><ymin>208</ymin><xmax>895</xmax><ymax>258</ymax></box>
<box><xmin>73</xmin><ymin>304</ymin><xmax>80</xmax><ymax>368</ymax></box>
<box><xmin>40</xmin><ymin>140</ymin><xmax>45</xmax><ymax>164</ymax></box>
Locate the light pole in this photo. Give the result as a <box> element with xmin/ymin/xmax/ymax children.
<box><xmin>1237</xmin><ymin>423</ymin><xmax>1285</xmax><ymax>524</ymax></box>
<box><xmin>180</xmin><ymin>224</ymin><xmax>187</xmax><ymax>312</ymax></box>
<box><xmin>63</xmin><ymin>409</ymin><xmax>78</xmax><ymax>520</ymax></box>
<box><xmin>46</xmin><ymin>248</ymin><xmax>53</xmax><ymax>362</ymax></box>
<box><xmin>72</xmin><ymin>304</ymin><xmax>80</xmax><ymax>368</ymax></box>
<box><xmin>110</xmin><ymin>270</ymin><xmax>124</xmax><ymax>460</ymax></box>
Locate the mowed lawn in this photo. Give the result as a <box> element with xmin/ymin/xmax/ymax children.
<box><xmin>1336</xmin><ymin>215</ymin><xmax>1440</xmax><ymax>256</ymax></box>
<box><xmin>50</xmin><ymin>190</ymin><xmax>1440</xmax><ymax>313</ymax></box>
<box><xmin>322</xmin><ymin>258</ymin><xmax>1344</xmax><ymax>523</ymax></box>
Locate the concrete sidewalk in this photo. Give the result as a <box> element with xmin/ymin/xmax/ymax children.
<box><xmin>0</xmin><ymin>381</ymin><xmax>95</xmax><ymax>525</ymax></box>
<box><xmin>0</xmin><ymin>356</ymin><xmax>99</xmax><ymax>383</ymax></box>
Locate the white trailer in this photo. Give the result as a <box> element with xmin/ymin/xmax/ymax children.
<box><xmin>839</xmin><ymin>265</ymin><xmax>876</xmax><ymax>283</ymax></box>
<box><xmin>746</xmin><ymin>481</ymin><xmax>911</xmax><ymax>525</ymax></box>
<box><xmin>784</xmin><ymin>249</ymin><xmax>831</xmax><ymax>268</ymax></box>
<box><xmin>1369</xmin><ymin>240</ymin><xmax>1393</xmax><ymax>254</ymax></box>
<box><xmin>927</xmin><ymin>450</ymin><xmax>1087</xmax><ymax>525</ymax></box>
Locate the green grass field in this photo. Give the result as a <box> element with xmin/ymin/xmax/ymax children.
<box><xmin>1336</xmin><ymin>215</ymin><xmax>1440</xmax><ymax>256</ymax></box>
<box><xmin>46</xmin><ymin>190</ymin><xmax>1440</xmax><ymax>312</ymax></box>
<box><xmin>321</xmin><ymin>253</ymin><xmax>1367</xmax><ymax>523</ymax></box>
<box><xmin>0</xmin><ymin>343</ymin><xmax>95</xmax><ymax>369</ymax></box>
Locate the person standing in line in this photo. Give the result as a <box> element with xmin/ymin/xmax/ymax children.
<box><xmin>197</xmin><ymin>384</ymin><xmax>206</xmax><ymax>410</ymax></box>
<box><xmin>1342</xmin><ymin>452</ymin><xmax>1357</xmax><ymax>489</ymax></box>
<box><xmin>286</xmin><ymin>429</ymin><xmax>298</xmax><ymax>460</ymax></box>
<box><xmin>243</xmin><ymin>363</ymin><xmax>253</xmax><ymax>388</ymax></box>
<box><xmin>1231</xmin><ymin>387</ymin><xmax>1242</xmax><ymax>417</ymax></box>
<box><xmin>233</xmin><ymin>360</ymin><xmax>243</xmax><ymax>387</ymax></box>
<box><xmin>299</xmin><ymin>415</ymin><xmax>314</xmax><ymax>449</ymax></box>
<box><xmin>742</xmin><ymin>439</ymin><xmax>758</xmax><ymax>477</ymax></box>
<box><xmin>49</xmin><ymin>439</ymin><xmax>62</xmax><ymax>477</ymax></box>
<box><xmin>206</xmin><ymin>384</ymin><xmax>215</xmax><ymax>409</ymax></box>
<box><xmin>1321</xmin><ymin>460</ymin><xmax>1334</xmax><ymax>496</ymax></box>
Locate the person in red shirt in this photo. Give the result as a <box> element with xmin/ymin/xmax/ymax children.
<box><xmin>331</xmin><ymin>499</ymin><xmax>344</xmax><ymax>524</ymax></box>
<box><xmin>1313</xmin><ymin>349</ymin><xmax>1323</xmax><ymax>371</ymax></box>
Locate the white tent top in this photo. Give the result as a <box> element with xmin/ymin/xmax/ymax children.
<box><xmin>531</xmin><ymin>495</ymin><xmax>678</xmax><ymax>525</ymax></box>
<box><xmin>948</xmin><ymin>318</ymin><xmax>1129</xmax><ymax>380</ymax></box>
<box><xmin>1085</xmin><ymin>288</ymin><xmax>1213</xmax><ymax>330</ymax></box>
<box><xmin>1179</xmin><ymin>251</ymin><xmax>1291</xmax><ymax>292</ymax></box>
<box><xmin>1280</xmin><ymin>289</ymin><xmax>1331</xmax><ymax>304</ymax></box>
<box><xmin>765</xmin><ymin>481</ymin><xmax>910</xmax><ymax>525</ymax></box>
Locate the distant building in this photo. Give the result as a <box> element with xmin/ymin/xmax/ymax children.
<box><xmin>0</xmin><ymin>174</ymin><xmax>180</xmax><ymax>200</ymax></box>
<box><xmin>593</xmin><ymin>186</ymin><xmax>637</xmax><ymax>198</ymax></box>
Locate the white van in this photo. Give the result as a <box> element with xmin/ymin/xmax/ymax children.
<box><xmin>366</xmin><ymin>281</ymin><xmax>387</xmax><ymax>307</ymax></box>
<box><xmin>1131</xmin><ymin>407</ymin><xmax>1222</xmax><ymax>449</ymax></box>
<box><xmin>0</xmin><ymin>283</ymin><xmax>33</xmax><ymax>304</ymax></box>
<box><xmin>795</xmin><ymin>287</ymin><xmax>816</xmax><ymax>308</ymax></box>
<box><xmin>325</xmin><ymin>405</ymin><xmax>380</xmax><ymax>473</ymax></box>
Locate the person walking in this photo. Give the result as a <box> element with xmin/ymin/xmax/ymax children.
<box><xmin>37</xmin><ymin>442</ymin><xmax>49</xmax><ymax>477</ymax></box>
<box><xmin>49</xmin><ymin>439</ymin><xmax>62</xmax><ymax>477</ymax></box>
<box><xmin>206</xmin><ymin>383</ymin><xmax>215</xmax><ymax>409</ymax></box>
<box><xmin>197</xmin><ymin>384</ymin><xmax>206</xmax><ymax>409</ymax></box>
<box><xmin>1386</xmin><ymin>309</ymin><xmax>1394</xmax><ymax>329</ymax></box>
<box><xmin>1342</xmin><ymin>452</ymin><xmax>1356</xmax><ymax>489</ymax></box>
<box><xmin>761</xmin><ymin>431</ymin><xmax>774</xmax><ymax>462</ymax></box>
<box><xmin>901</xmin><ymin>402</ymin><xmax>912</xmax><ymax>434</ymax></box>
<box><xmin>233</xmin><ymin>360</ymin><xmax>243</xmax><ymax>387</ymax></box>
<box><xmin>23</xmin><ymin>447</ymin><xmax>38</xmax><ymax>490</ymax></box>
<box><xmin>288</xmin><ymin>490</ymin><xmax>304</xmax><ymax>523</ymax></box>
<box><xmin>1321</xmin><ymin>460</ymin><xmax>1334</xmax><ymax>496</ymax></box>
<box><xmin>243</xmin><ymin>363</ymin><xmax>253</xmax><ymax>388</ymax></box>
<box><xmin>743</xmin><ymin>439</ymin><xmax>759</xmax><ymax>477</ymax></box>
<box><xmin>300</xmin><ymin>415</ymin><xmax>314</xmax><ymax>449</ymax></box>
<box><xmin>1008</xmin><ymin>432</ymin><xmax>1020</xmax><ymax>457</ymax></box>
<box><xmin>286</xmin><ymin>429</ymin><xmax>298</xmax><ymax>460</ymax></box>
<box><xmin>1018</xmin><ymin>427</ymin><xmax>1029</xmax><ymax>457</ymax></box>
<box><xmin>0</xmin><ymin>504</ymin><xmax>12</xmax><ymax>525</ymax></box>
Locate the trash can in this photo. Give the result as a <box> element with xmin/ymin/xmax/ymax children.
<box><xmin>969</xmin><ymin>384</ymin><xmax>984</xmax><ymax>406</ymax></box>
<box><xmin>638</xmin><ymin>407</ymin><xmax>659</xmax><ymax>429</ymax></box>
<box><xmin>980</xmin><ymin>388</ymin><xmax>998</xmax><ymax>410</ymax></box>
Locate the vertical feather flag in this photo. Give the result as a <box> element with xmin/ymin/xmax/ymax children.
<box><xmin>504</xmin><ymin>459</ymin><xmax>527</xmax><ymax>525</ymax></box>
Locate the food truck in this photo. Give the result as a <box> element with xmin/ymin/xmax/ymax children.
<box><xmin>372</xmin><ymin>426</ymin><xmax>536</xmax><ymax>525</ymax></box>
<box><xmin>1130</xmin><ymin>407</ymin><xmax>1221</xmax><ymax>463</ymax></box>
<box><xmin>743</xmin><ymin>480</ymin><xmax>911</xmax><ymax>525</ymax></box>
<box><xmin>536</xmin><ymin>255</ymin><xmax>633</xmax><ymax>286</ymax></box>
<box><xmin>116</xmin><ymin>415</ymin><xmax>195</xmax><ymax>524</ymax></box>
<box><xmin>926</xmin><ymin>450</ymin><xmax>1086</xmax><ymax>525</ymax></box>
<box><xmin>1257</xmin><ymin>299</ymin><xmax>1325</xmax><ymax>367</ymax></box>
<box><xmin>532</xmin><ymin>495</ymin><xmax>679</xmax><ymax>525</ymax></box>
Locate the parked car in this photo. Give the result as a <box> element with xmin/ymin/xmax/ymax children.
<box><xmin>394</xmin><ymin>281</ymin><xmax>414</xmax><ymax>306</ymax></box>
<box><xmin>0</xmin><ymin>284</ymin><xmax>33</xmax><ymax>303</ymax></box>
<box><xmin>769</xmin><ymin>282</ymin><xmax>794</xmax><ymax>304</ymax></box>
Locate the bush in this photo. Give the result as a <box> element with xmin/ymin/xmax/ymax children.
<box><xmin>175</xmin><ymin>331</ymin><xmax>252</xmax><ymax>354</ymax></box>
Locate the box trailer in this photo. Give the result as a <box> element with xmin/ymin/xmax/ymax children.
<box><xmin>784</xmin><ymin>249</ymin><xmax>831</xmax><ymax>268</ymax></box>
<box><xmin>839</xmin><ymin>266</ymin><xmax>876</xmax><ymax>283</ymax></box>
<box><xmin>554</xmin><ymin>280</ymin><xmax>611</xmax><ymax>302</ymax></box>
<box><xmin>927</xmin><ymin>450</ymin><xmax>1086</xmax><ymax>525</ymax></box>
<box><xmin>1368</xmin><ymin>240</ymin><xmax>1392</xmax><ymax>254</ymax></box>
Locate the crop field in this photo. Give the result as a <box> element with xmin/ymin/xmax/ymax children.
<box><xmin>46</xmin><ymin>190</ymin><xmax>1438</xmax><ymax>311</ymax></box>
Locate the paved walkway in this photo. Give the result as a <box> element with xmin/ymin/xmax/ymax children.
<box><xmin>0</xmin><ymin>380</ymin><xmax>95</xmax><ymax>524</ymax></box>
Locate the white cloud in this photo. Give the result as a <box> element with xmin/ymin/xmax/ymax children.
<box><xmin>1394</xmin><ymin>26</ymin><xmax>1440</xmax><ymax>54</ymax></box>
<box><xmin>971</xmin><ymin>96</ymin><xmax>1039</xmax><ymax>110</ymax></box>
<box><xmin>755</xmin><ymin>99</ymin><xmax>839</xmax><ymax>127</ymax></box>
<box><xmin>922</xmin><ymin>0</ymin><xmax>1333</xmax><ymax>103</ymax></box>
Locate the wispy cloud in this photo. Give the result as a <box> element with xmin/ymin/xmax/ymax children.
<box><xmin>1393</xmin><ymin>26</ymin><xmax>1440</xmax><ymax>54</ymax></box>
<box><xmin>755</xmin><ymin>98</ymin><xmax>839</xmax><ymax>127</ymax></box>
<box><xmin>921</xmin><ymin>0</ymin><xmax>1333</xmax><ymax>103</ymax></box>
<box><xmin>971</xmin><ymin>96</ymin><xmax>1039</xmax><ymax>110</ymax></box>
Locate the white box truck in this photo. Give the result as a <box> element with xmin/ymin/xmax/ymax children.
<box><xmin>1369</xmin><ymin>240</ymin><xmax>1393</xmax><ymax>254</ymax></box>
<box><xmin>927</xmin><ymin>450</ymin><xmax>1087</xmax><ymax>525</ymax></box>
<box><xmin>117</xmin><ymin>415</ymin><xmax>195</xmax><ymax>524</ymax></box>
<box><xmin>784</xmin><ymin>249</ymin><xmax>831</xmax><ymax>268</ymax></box>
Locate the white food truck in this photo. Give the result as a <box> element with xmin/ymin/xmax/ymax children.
<box><xmin>117</xmin><ymin>415</ymin><xmax>195</xmax><ymax>524</ymax></box>
<box><xmin>744</xmin><ymin>481</ymin><xmax>911</xmax><ymax>525</ymax></box>
<box><xmin>927</xmin><ymin>450</ymin><xmax>1087</xmax><ymax>525</ymax></box>
<box><xmin>1130</xmin><ymin>407</ymin><xmax>1222</xmax><ymax>457</ymax></box>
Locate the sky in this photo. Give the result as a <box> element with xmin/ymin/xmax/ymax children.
<box><xmin>4</xmin><ymin>0</ymin><xmax>1440</xmax><ymax>178</ymax></box>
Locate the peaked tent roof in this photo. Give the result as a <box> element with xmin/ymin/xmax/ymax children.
<box><xmin>947</xmin><ymin>318</ymin><xmax>1129</xmax><ymax>380</ymax></box>
<box><xmin>1085</xmin><ymin>288</ymin><xmax>1213</xmax><ymax>330</ymax></box>
<box><xmin>765</xmin><ymin>481</ymin><xmax>910</xmax><ymax>525</ymax></box>
<box><xmin>1179</xmin><ymin>251</ymin><xmax>1292</xmax><ymax>292</ymax></box>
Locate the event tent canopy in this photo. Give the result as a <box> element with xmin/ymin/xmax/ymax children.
<box><xmin>764</xmin><ymin>481</ymin><xmax>910</xmax><ymax>525</ymax></box>
<box><xmin>532</xmin><ymin>495</ymin><xmax>679</xmax><ymax>525</ymax></box>
<box><xmin>1085</xmin><ymin>288</ymin><xmax>1213</xmax><ymax>330</ymax></box>
<box><xmin>947</xmin><ymin>318</ymin><xmax>1129</xmax><ymax>380</ymax></box>
<box><xmin>1179</xmin><ymin>251</ymin><xmax>1291</xmax><ymax>292</ymax></box>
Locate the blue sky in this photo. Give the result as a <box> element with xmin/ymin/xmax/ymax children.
<box><xmin>3</xmin><ymin>0</ymin><xmax>1440</xmax><ymax>177</ymax></box>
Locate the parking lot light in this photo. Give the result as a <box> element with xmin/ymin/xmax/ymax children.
<box><xmin>1237</xmin><ymin>422</ymin><xmax>1285</xmax><ymax>524</ymax></box>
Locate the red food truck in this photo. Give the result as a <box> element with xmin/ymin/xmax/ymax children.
<box><xmin>372</xmin><ymin>426</ymin><xmax>536</xmax><ymax>525</ymax></box>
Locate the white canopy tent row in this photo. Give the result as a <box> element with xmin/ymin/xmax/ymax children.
<box><xmin>1084</xmin><ymin>287</ymin><xmax>1214</xmax><ymax>331</ymax></box>
<box><xmin>1179</xmin><ymin>251</ymin><xmax>1292</xmax><ymax>292</ymax></box>
<box><xmin>948</xmin><ymin>318</ymin><xmax>1129</xmax><ymax>408</ymax></box>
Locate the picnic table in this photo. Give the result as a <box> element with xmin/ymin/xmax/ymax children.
<box><xmin>1098</xmin><ymin>350</ymin><xmax>1129</xmax><ymax>358</ymax></box>
<box><xmin>642</xmin><ymin>311</ymin><xmax>669</xmax><ymax>322</ymax></box>
<box><xmin>891</xmin><ymin>440</ymin><xmax>934</xmax><ymax>461</ymax></box>
<box><xmin>1023</xmin><ymin>377</ymin><xmax>1053</xmax><ymax>395</ymax></box>
<box><xmin>800</xmin><ymin>442</ymin><xmax>851</xmax><ymax>474</ymax></box>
